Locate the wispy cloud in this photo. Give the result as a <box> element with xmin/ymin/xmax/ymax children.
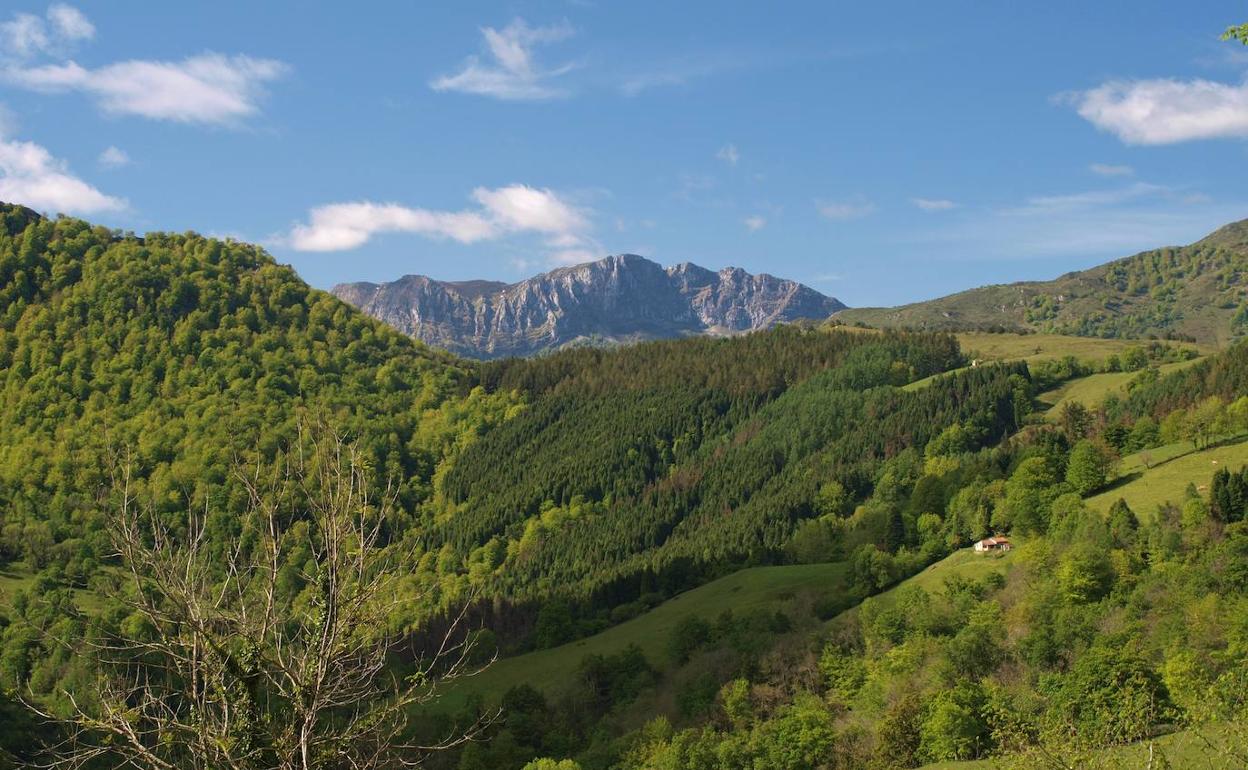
<box><xmin>1065</xmin><ymin>76</ymin><xmax>1248</xmax><ymax>145</ymax></box>
<box><xmin>1090</xmin><ymin>163</ymin><xmax>1133</xmax><ymax>177</ymax></box>
<box><xmin>716</xmin><ymin>143</ymin><xmax>739</xmax><ymax>166</ymax></box>
<box><xmin>5</xmin><ymin>54</ymin><xmax>288</xmax><ymax>126</ymax></box>
<box><xmin>816</xmin><ymin>196</ymin><xmax>876</xmax><ymax>221</ymax></box>
<box><xmin>2</xmin><ymin>5</ymin><xmax>285</xmax><ymax>126</ymax></box>
<box><xmin>431</xmin><ymin>19</ymin><xmax>575</xmax><ymax>101</ymax></box>
<box><xmin>743</xmin><ymin>215</ymin><xmax>765</xmax><ymax>232</ymax></box>
<box><xmin>0</xmin><ymin>132</ymin><xmax>125</xmax><ymax>213</ymax></box>
<box><xmin>288</xmin><ymin>184</ymin><xmax>593</xmax><ymax>260</ymax></box>
<box><xmin>1006</xmin><ymin>182</ymin><xmax>1169</xmax><ymax>215</ymax></box>
<box><xmin>46</xmin><ymin>4</ymin><xmax>91</xmax><ymax>42</ymax></box>
<box><xmin>619</xmin><ymin>53</ymin><xmax>748</xmax><ymax>97</ymax></box>
<box><xmin>907</xmin><ymin>180</ymin><xmax>1239</xmax><ymax>262</ymax></box>
<box><xmin>1</xmin><ymin>3</ymin><xmax>92</xmax><ymax>61</ymax></box>
<box><xmin>97</xmin><ymin>145</ymin><xmax>128</xmax><ymax>168</ymax></box>
<box><xmin>912</xmin><ymin>197</ymin><xmax>957</xmax><ymax>212</ymax></box>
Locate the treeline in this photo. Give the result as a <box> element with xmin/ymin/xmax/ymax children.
<box><xmin>1115</xmin><ymin>340</ymin><xmax>1248</xmax><ymax>419</ymax></box>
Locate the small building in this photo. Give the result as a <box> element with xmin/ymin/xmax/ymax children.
<box><xmin>974</xmin><ymin>536</ymin><xmax>1012</xmax><ymax>553</ymax></box>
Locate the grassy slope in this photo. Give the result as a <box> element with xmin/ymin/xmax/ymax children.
<box><xmin>819</xmin><ymin>546</ymin><xmax>1019</xmax><ymax>649</ymax></box>
<box><xmin>434</xmin><ymin>561</ymin><xmax>851</xmax><ymax>712</ymax></box>
<box><xmin>436</xmin><ymin>546</ymin><xmax>1020</xmax><ymax>716</ymax></box>
<box><xmin>1038</xmin><ymin>358</ymin><xmax>1206</xmax><ymax>417</ymax></box>
<box><xmin>904</xmin><ymin>332</ymin><xmax>1209</xmax><ymax>392</ymax></box>
<box><xmin>954</xmin><ymin>332</ymin><xmax>1210</xmax><ymax>363</ymax></box>
<box><xmin>0</xmin><ymin>567</ymin><xmax>106</xmax><ymax>613</ymax></box>
<box><xmin>1087</xmin><ymin>436</ymin><xmax>1248</xmax><ymax>518</ymax></box>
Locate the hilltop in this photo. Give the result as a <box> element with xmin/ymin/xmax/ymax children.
<box><xmin>836</xmin><ymin>218</ymin><xmax>1248</xmax><ymax>345</ymax></box>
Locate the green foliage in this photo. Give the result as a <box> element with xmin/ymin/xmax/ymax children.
<box><xmin>666</xmin><ymin>615</ymin><xmax>712</xmax><ymax>665</ymax></box>
<box><xmin>1066</xmin><ymin>439</ymin><xmax>1115</xmax><ymax>495</ymax></box>
<box><xmin>0</xmin><ymin>207</ymin><xmax>495</xmax><ymax>723</ymax></box>
<box><xmin>520</xmin><ymin>759</ymin><xmax>580</xmax><ymax>770</ymax></box>
<box><xmin>421</xmin><ymin>330</ymin><xmax>1018</xmax><ymax>644</ymax></box>
<box><xmin>919</xmin><ymin>682</ymin><xmax>991</xmax><ymax>762</ymax></box>
<box><xmin>1057</xmin><ymin>543</ymin><xmax>1115</xmax><ymax>603</ymax></box>
<box><xmin>1050</xmin><ymin>645</ymin><xmax>1174</xmax><ymax>746</ymax></box>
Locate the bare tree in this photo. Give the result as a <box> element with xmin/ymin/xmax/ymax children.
<box><xmin>29</xmin><ymin>426</ymin><xmax>493</xmax><ymax>769</ymax></box>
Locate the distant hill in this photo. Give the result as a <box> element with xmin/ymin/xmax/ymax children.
<box><xmin>835</xmin><ymin>218</ymin><xmax>1248</xmax><ymax>345</ymax></box>
<box><xmin>332</xmin><ymin>254</ymin><xmax>845</xmax><ymax>358</ymax></box>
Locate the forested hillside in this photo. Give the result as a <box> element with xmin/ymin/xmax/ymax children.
<box><xmin>0</xmin><ymin>205</ymin><xmax>1002</xmax><ymax>762</ymax></box>
<box><xmin>836</xmin><ymin>218</ymin><xmax>1248</xmax><ymax>345</ymax></box>
<box><xmin>409</xmin><ymin>333</ymin><xmax>1024</xmax><ymax>645</ymax></box>
<box><xmin>436</xmin><ymin>341</ymin><xmax>1248</xmax><ymax>770</ymax></box>
<box><xmin>0</xmin><ymin>203</ymin><xmax>524</xmax><ymax>752</ymax></box>
<box><xmin>5</xmin><ymin>204</ymin><xmax>1248</xmax><ymax>770</ymax></box>
<box><xmin>0</xmin><ymin>204</ymin><xmax>492</xmax><ymax>579</ymax></box>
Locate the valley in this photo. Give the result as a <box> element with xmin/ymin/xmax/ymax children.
<box><xmin>3</xmin><ymin>4</ymin><xmax>1248</xmax><ymax>768</ymax></box>
<box><xmin>3</xmin><ymin>205</ymin><xmax>1248</xmax><ymax>769</ymax></box>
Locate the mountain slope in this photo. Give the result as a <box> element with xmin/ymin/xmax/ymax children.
<box><xmin>835</xmin><ymin>218</ymin><xmax>1248</xmax><ymax>345</ymax></box>
<box><xmin>0</xmin><ymin>202</ymin><xmax>489</xmax><ymax>582</ymax></box>
<box><xmin>332</xmin><ymin>254</ymin><xmax>845</xmax><ymax>358</ymax></box>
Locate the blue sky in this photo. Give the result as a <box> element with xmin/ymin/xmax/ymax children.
<box><xmin>1</xmin><ymin>1</ymin><xmax>1246</xmax><ymax>306</ymax></box>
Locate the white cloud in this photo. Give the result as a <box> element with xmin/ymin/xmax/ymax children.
<box><xmin>431</xmin><ymin>19</ymin><xmax>574</xmax><ymax>101</ymax></box>
<box><xmin>716</xmin><ymin>143</ymin><xmax>739</xmax><ymax>166</ymax></box>
<box><xmin>0</xmin><ymin>135</ymin><xmax>124</xmax><ymax>213</ymax></box>
<box><xmin>1068</xmin><ymin>76</ymin><xmax>1248</xmax><ymax>145</ymax></box>
<box><xmin>46</xmin><ymin>4</ymin><xmax>92</xmax><ymax>41</ymax></box>
<box><xmin>1008</xmin><ymin>182</ymin><xmax>1168</xmax><ymax>215</ymax></box>
<box><xmin>2</xmin><ymin>5</ymin><xmax>283</xmax><ymax>126</ymax></box>
<box><xmin>471</xmin><ymin>184</ymin><xmax>586</xmax><ymax>233</ymax></box>
<box><xmin>912</xmin><ymin>197</ymin><xmax>957</xmax><ymax>211</ymax></box>
<box><xmin>2</xmin><ymin>13</ymin><xmax>49</xmax><ymax>59</ymax></box>
<box><xmin>743</xmin><ymin>215</ymin><xmax>765</xmax><ymax>232</ymax></box>
<box><xmin>288</xmin><ymin>184</ymin><xmax>591</xmax><ymax>254</ymax></box>
<box><xmin>97</xmin><ymin>145</ymin><xmax>128</xmax><ymax>168</ymax></box>
<box><xmin>5</xmin><ymin>54</ymin><xmax>287</xmax><ymax>125</ymax></box>
<box><xmin>289</xmin><ymin>203</ymin><xmax>494</xmax><ymax>251</ymax></box>
<box><xmin>1090</xmin><ymin>163</ymin><xmax>1133</xmax><ymax>177</ymax></box>
<box><xmin>816</xmin><ymin>196</ymin><xmax>876</xmax><ymax>221</ymax></box>
<box><xmin>1</xmin><ymin>4</ymin><xmax>91</xmax><ymax>60</ymax></box>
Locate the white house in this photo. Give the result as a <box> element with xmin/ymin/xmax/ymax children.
<box><xmin>973</xmin><ymin>536</ymin><xmax>1012</xmax><ymax>553</ymax></box>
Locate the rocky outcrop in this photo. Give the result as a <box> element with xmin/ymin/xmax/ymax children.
<box><xmin>332</xmin><ymin>254</ymin><xmax>845</xmax><ymax>358</ymax></box>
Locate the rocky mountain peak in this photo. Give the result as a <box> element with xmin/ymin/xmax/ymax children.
<box><xmin>332</xmin><ymin>254</ymin><xmax>845</xmax><ymax>358</ymax></box>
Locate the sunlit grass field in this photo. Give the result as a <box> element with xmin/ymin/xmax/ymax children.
<box><xmin>1038</xmin><ymin>358</ymin><xmax>1206</xmax><ymax>416</ymax></box>
<box><xmin>1087</xmin><ymin>436</ymin><xmax>1248</xmax><ymax>518</ymax></box>
<box><xmin>432</xmin><ymin>561</ymin><xmax>851</xmax><ymax>712</ymax></box>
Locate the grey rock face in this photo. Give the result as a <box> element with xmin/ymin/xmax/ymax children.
<box><xmin>331</xmin><ymin>254</ymin><xmax>845</xmax><ymax>358</ymax></box>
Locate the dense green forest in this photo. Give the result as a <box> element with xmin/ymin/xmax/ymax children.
<box><xmin>3</xmin><ymin>203</ymin><xmax>1248</xmax><ymax>769</ymax></box>
<box><xmin>435</xmin><ymin>341</ymin><xmax>1248</xmax><ymax>770</ymax></box>
<box><xmin>0</xmin><ymin>206</ymin><xmax>1010</xmax><ymax>760</ymax></box>
<box><xmin>411</xmin><ymin>332</ymin><xmax>1026</xmax><ymax>647</ymax></box>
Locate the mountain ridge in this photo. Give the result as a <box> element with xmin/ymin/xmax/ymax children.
<box><xmin>332</xmin><ymin>253</ymin><xmax>845</xmax><ymax>358</ymax></box>
<box><xmin>835</xmin><ymin>217</ymin><xmax>1248</xmax><ymax>345</ymax></box>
